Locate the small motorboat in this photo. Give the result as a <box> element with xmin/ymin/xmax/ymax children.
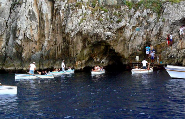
<box><xmin>131</xmin><ymin>68</ymin><xmax>153</xmax><ymax>74</ymax></box>
<box><xmin>91</xmin><ymin>69</ymin><xmax>105</xmax><ymax>75</ymax></box>
<box><xmin>15</xmin><ymin>74</ymin><xmax>54</xmax><ymax>80</ymax></box>
<box><xmin>165</xmin><ymin>65</ymin><xmax>185</xmax><ymax>79</ymax></box>
<box><xmin>0</xmin><ymin>84</ymin><xmax>17</xmax><ymax>95</ymax></box>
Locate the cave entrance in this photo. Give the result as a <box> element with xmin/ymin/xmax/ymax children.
<box><xmin>84</xmin><ymin>41</ymin><xmax>126</xmax><ymax>71</ymax></box>
<box><xmin>172</xmin><ymin>18</ymin><xmax>185</xmax><ymax>26</ymax></box>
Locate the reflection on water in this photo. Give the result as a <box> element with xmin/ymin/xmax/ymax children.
<box><xmin>165</xmin><ymin>79</ymin><xmax>185</xmax><ymax>115</ymax></box>
<box><xmin>91</xmin><ymin>74</ymin><xmax>106</xmax><ymax>82</ymax></box>
<box><xmin>0</xmin><ymin>95</ymin><xmax>18</xmax><ymax>118</ymax></box>
<box><xmin>0</xmin><ymin>70</ymin><xmax>185</xmax><ymax>118</ymax></box>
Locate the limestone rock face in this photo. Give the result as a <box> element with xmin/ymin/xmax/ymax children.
<box><xmin>0</xmin><ymin>0</ymin><xmax>185</xmax><ymax>70</ymax></box>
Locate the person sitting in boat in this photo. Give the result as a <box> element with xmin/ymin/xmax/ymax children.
<box><xmin>142</xmin><ymin>59</ymin><xmax>148</xmax><ymax>69</ymax></box>
<box><xmin>41</xmin><ymin>71</ymin><xmax>46</xmax><ymax>75</ymax></box>
<box><xmin>96</xmin><ymin>66</ymin><xmax>100</xmax><ymax>71</ymax></box>
<box><xmin>45</xmin><ymin>71</ymin><xmax>48</xmax><ymax>75</ymax></box>
<box><xmin>37</xmin><ymin>71</ymin><xmax>41</xmax><ymax>75</ymax></box>
<box><xmin>92</xmin><ymin>65</ymin><xmax>101</xmax><ymax>71</ymax></box>
<box><xmin>92</xmin><ymin>66</ymin><xmax>97</xmax><ymax>71</ymax></box>
<box><xmin>100</xmin><ymin>66</ymin><xmax>104</xmax><ymax>71</ymax></box>
<box><xmin>37</xmin><ymin>70</ymin><xmax>47</xmax><ymax>75</ymax></box>
<box><xmin>68</xmin><ymin>67</ymin><xmax>72</xmax><ymax>71</ymax></box>
<box><xmin>135</xmin><ymin>66</ymin><xmax>139</xmax><ymax>69</ymax></box>
<box><xmin>52</xmin><ymin>68</ymin><xmax>59</xmax><ymax>72</ymax></box>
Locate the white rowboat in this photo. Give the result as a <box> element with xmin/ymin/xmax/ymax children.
<box><xmin>0</xmin><ymin>85</ymin><xmax>17</xmax><ymax>95</ymax></box>
<box><xmin>91</xmin><ymin>70</ymin><xmax>105</xmax><ymax>75</ymax></box>
<box><xmin>64</xmin><ymin>69</ymin><xmax>75</xmax><ymax>74</ymax></box>
<box><xmin>165</xmin><ymin>65</ymin><xmax>185</xmax><ymax>79</ymax></box>
<box><xmin>48</xmin><ymin>71</ymin><xmax>65</xmax><ymax>77</ymax></box>
<box><xmin>49</xmin><ymin>69</ymin><xmax>75</xmax><ymax>77</ymax></box>
<box><xmin>131</xmin><ymin>68</ymin><xmax>153</xmax><ymax>74</ymax></box>
<box><xmin>15</xmin><ymin>74</ymin><xmax>54</xmax><ymax>80</ymax></box>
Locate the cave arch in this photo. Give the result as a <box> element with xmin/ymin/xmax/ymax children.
<box><xmin>172</xmin><ymin>18</ymin><xmax>185</xmax><ymax>26</ymax></box>
<box><xmin>82</xmin><ymin>41</ymin><xmax>126</xmax><ymax>71</ymax></box>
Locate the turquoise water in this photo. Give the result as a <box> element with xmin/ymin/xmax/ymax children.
<box><xmin>0</xmin><ymin>70</ymin><xmax>185</xmax><ymax>118</ymax></box>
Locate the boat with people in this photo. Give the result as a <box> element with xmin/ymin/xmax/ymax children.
<box><xmin>0</xmin><ymin>84</ymin><xmax>17</xmax><ymax>95</ymax></box>
<box><xmin>165</xmin><ymin>65</ymin><xmax>185</xmax><ymax>79</ymax></box>
<box><xmin>131</xmin><ymin>59</ymin><xmax>153</xmax><ymax>74</ymax></box>
<box><xmin>48</xmin><ymin>69</ymin><xmax>75</xmax><ymax>77</ymax></box>
<box><xmin>131</xmin><ymin>67</ymin><xmax>153</xmax><ymax>74</ymax></box>
<box><xmin>91</xmin><ymin>69</ymin><xmax>105</xmax><ymax>75</ymax></box>
<box><xmin>15</xmin><ymin>74</ymin><xmax>54</xmax><ymax>80</ymax></box>
<box><xmin>64</xmin><ymin>69</ymin><xmax>75</xmax><ymax>74</ymax></box>
<box><xmin>48</xmin><ymin>71</ymin><xmax>65</xmax><ymax>77</ymax></box>
<box><xmin>91</xmin><ymin>66</ymin><xmax>105</xmax><ymax>75</ymax></box>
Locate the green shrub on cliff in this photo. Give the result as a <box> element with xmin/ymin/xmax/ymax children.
<box><xmin>100</xmin><ymin>7</ymin><xmax>108</xmax><ymax>12</ymax></box>
<box><xmin>168</xmin><ymin>0</ymin><xmax>181</xmax><ymax>3</ymax></box>
<box><xmin>76</xmin><ymin>2</ymin><xmax>82</xmax><ymax>8</ymax></box>
<box><xmin>126</xmin><ymin>0</ymin><xmax>162</xmax><ymax>16</ymax></box>
<box><xmin>125</xmin><ymin>1</ymin><xmax>133</xmax><ymax>9</ymax></box>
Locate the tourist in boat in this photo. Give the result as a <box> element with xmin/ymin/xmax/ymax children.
<box><xmin>68</xmin><ymin>66</ymin><xmax>72</xmax><ymax>71</ymax></box>
<box><xmin>52</xmin><ymin>68</ymin><xmax>59</xmax><ymax>72</ymax></box>
<box><xmin>100</xmin><ymin>66</ymin><xmax>104</xmax><ymax>71</ymax></box>
<box><xmin>92</xmin><ymin>66</ymin><xmax>97</xmax><ymax>71</ymax></box>
<box><xmin>141</xmin><ymin>59</ymin><xmax>148</xmax><ymax>69</ymax></box>
<box><xmin>61</xmin><ymin>60</ymin><xmax>65</xmax><ymax>72</ymax></box>
<box><xmin>45</xmin><ymin>71</ymin><xmax>48</xmax><ymax>75</ymax></box>
<box><xmin>37</xmin><ymin>71</ymin><xmax>41</xmax><ymax>75</ymax></box>
<box><xmin>96</xmin><ymin>66</ymin><xmax>101</xmax><ymax>71</ymax></box>
<box><xmin>29</xmin><ymin>62</ymin><xmax>36</xmax><ymax>75</ymax></box>
<box><xmin>92</xmin><ymin>65</ymin><xmax>101</xmax><ymax>72</ymax></box>
<box><xmin>134</xmin><ymin>66</ymin><xmax>139</xmax><ymax>69</ymax></box>
<box><xmin>41</xmin><ymin>71</ymin><xmax>46</xmax><ymax>75</ymax></box>
<box><xmin>37</xmin><ymin>70</ymin><xmax>47</xmax><ymax>75</ymax></box>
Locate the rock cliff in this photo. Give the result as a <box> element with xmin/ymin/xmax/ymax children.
<box><xmin>0</xmin><ymin>0</ymin><xmax>185</xmax><ymax>71</ymax></box>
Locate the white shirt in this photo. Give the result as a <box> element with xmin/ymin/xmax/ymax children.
<box><xmin>30</xmin><ymin>63</ymin><xmax>36</xmax><ymax>70</ymax></box>
<box><xmin>61</xmin><ymin>62</ymin><xmax>65</xmax><ymax>68</ymax></box>
<box><xmin>142</xmin><ymin>60</ymin><xmax>148</xmax><ymax>67</ymax></box>
<box><xmin>180</xmin><ymin>28</ymin><xmax>184</xmax><ymax>35</ymax></box>
<box><xmin>170</xmin><ymin>34</ymin><xmax>172</xmax><ymax>39</ymax></box>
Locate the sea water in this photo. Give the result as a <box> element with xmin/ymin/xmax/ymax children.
<box><xmin>0</xmin><ymin>70</ymin><xmax>185</xmax><ymax>118</ymax></box>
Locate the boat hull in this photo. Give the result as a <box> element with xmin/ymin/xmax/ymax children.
<box><xmin>15</xmin><ymin>74</ymin><xmax>54</xmax><ymax>80</ymax></box>
<box><xmin>49</xmin><ymin>69</ymin><xmax>75</xmax><ymax>77</ymax></box>
<box><xmin>0</xmin><ymin>85</ymin><xmax>17</xmax><ymax>95</ymax></box>
<box><xmin>131</xmin><ymin>68</ymin><xmax>153</xmax><ymax>74</ymax></box>
<box><xmin>91</xmin><ymin>70</ymin><xmax>105</xmax><ymax>75</ymax></box>
<box><xmin>48</xmin><ymin>71</ymin><xmax>65</xmax><ymax>77</ymax></box>
<box><xmin>64</xmin><ymin>69</ymin><xmax>75</xmax><ymax>74</ymax></box>
<box><xmin>165</xmin><ymin>65</ymin><xmax>185</xmax><ymax>79</ymax></box>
